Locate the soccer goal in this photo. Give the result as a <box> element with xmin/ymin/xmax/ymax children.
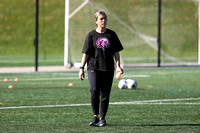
<box><xmin>64</xmin><ymin>0</ymin><xmax>200</xmax><ymax>68</ymax></box>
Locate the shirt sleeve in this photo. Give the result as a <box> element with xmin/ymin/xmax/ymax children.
<box><xmin>112</xmin><ymin>31</ymin><xmax>124</xmax><ymax>53</ymax></box>
<box><xmin>82</xmin><ymin>32</ymin><xmax>92</xmax><ymax>54</ymax></box>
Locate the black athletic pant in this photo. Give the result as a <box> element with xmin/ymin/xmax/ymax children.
<box><xmin>88</xmin><ymin>70</ymin><xmax>114</xmax><ymax>119</ymax></box>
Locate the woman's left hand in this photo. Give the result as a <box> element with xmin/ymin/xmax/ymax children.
<box><xmin>116</xmin><ymin>66</ymin><xmax>123</xmax><ymax>74</ymax></box>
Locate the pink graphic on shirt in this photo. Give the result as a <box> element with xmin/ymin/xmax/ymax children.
<box><xmin>96</xmin><ymin>37</ymin><xmax>110</xmax><ymax>51</ymax></box>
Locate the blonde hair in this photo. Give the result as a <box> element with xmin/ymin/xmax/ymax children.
<box><xmin>94</xmin><ymin>11</ymin><xmax>107</xmax><ymax>21</ymax></box>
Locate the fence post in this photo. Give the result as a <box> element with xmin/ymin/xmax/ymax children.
<box><xmin>35</xmin><ymin>0</ymin><xmax>39</xmax><ymax>71</ymax></box>
<box><xmin>158</xmin><ymin>0</ymin><xmax>162</xmax><ymax>67</ymax></box>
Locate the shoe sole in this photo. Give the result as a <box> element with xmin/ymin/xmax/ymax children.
<box><xmin>89</xmin><ymin>122</ymin><xmax>98</xmax><ymax>126</ymax></box>
<box><xmin>95</xmin><ymin>122</ymin><xmax>107</xmax><ymax>127</ymax></box>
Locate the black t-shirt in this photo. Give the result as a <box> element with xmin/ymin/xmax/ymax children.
<box><xmin>82</xmin><ymin>29</ymin><xmax>123</xmax><ymax>71</ymax></box>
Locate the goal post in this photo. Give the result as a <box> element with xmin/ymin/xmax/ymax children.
<box><xmin>64</xmin><ymin>0</ymin><xmax>69</xmax><ymax>67</ymax></box>
<box><xmin>64</xmin><ymin>0</ymin><xmax>89</xmax><ymax>67</ymax></box>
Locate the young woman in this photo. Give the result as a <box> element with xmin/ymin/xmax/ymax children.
<box><xmin>79</xmin><ymin>11</ymin><xmax>123</xmax><ymax>127</ymax></box>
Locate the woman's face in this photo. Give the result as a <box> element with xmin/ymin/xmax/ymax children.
<box><xmin>95</xmin><ymin>14</ymin><xmax>107</xmax><ymax>28</ymax></box>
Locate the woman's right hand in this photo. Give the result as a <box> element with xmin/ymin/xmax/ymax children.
<box><xmin>79</xmin><ymin>69</ymin><xmax>85</xmax><ymax>80</ymax></box>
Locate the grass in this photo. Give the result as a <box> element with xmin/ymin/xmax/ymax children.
<box><xmin>0</xmin><ymin>0</ymin><xmax>198</xmax><ymax>66</ymax></box>
<box><xmin>0</xmin><ymin>67</ymin><xmax>200</xmax><ymax>132</ymax></box>
<box><xmin>0</xmin><ymin>55</ymin><xmax>64</xmax><ymax>67</ymax></box>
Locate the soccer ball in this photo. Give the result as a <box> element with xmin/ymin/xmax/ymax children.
<box><xmin>126</xmin><ymin>79</ymin><xmax>137</xmax><ymax>89</ymax></box>
<box><xmin>118</xmin><ymin>79</ymin><xmax>127</xmax><ymax>89</ymax></box>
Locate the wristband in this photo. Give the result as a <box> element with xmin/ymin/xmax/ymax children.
<box><xmin>80</xmin><ymin>66</ymin><xmax>84</xmax><ymax>69</ymax></box>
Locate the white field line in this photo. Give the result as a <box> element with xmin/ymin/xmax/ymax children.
<box><xmin>122</xmin><ymin>98</ymin><xmax>200</xmax><ymax>103</ymax></box>
<box><xmin>0</xmin><ymin>77</ymin><xmax>79</xmax><ymax>82</ymax></box>
<box><xmin>124</xmin><ymin>103</ymin><xmax>200</xmax><ymax>105</ymax></box>
<box><xmin>0</xmin><ymin>98</ymin><xmax>199</xmax><ymax>110</ymax></box>
<box><xmin>122</xmin><ymin>75</ymin><xmax>150</xmax><ymax>78</ymax></box>
<box><xmin>11</xmin><ymin>77</ymin><xmax>79</xmax><ymax>81</ymax></box>
<box><xmin>0</xmin><ymin>75</ymin><xmax>149</xmax><ymax>82</ymax></box>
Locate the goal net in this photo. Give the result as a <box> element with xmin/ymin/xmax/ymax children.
<box><xmin>66</xmin><ymin>0</ymin><xmax>199</xmax><ymax>67</ymax></box>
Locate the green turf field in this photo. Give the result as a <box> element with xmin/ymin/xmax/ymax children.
<box><xmin>0</xmin><ymin>67</ymin><xmax>200</xmax><ymax>132</ymax></box>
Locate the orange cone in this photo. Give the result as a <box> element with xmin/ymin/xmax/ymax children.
<box><xmin>4</xmin><ymin>78</ymin><xmax>9</xmax><ymax>82</ymax></box>
<box><xmin>14</xmin><ymin>78</ymin><xmax>19</xmax><ymax>81</ymax></box>
<box><xmin>68</xmin><ymin>83</ymin><xmax>74</xmax><ymax>86</ymax></box>
<box><xmin>8</xmin><ymin>85</ymin><xmax>14</xmax><ymax>89</ymax></box>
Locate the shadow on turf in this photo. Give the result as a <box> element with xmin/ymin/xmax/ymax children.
<box><xmin>110</xmin><ymin>124</ymin><xmax>200</xmax><ymax>127</ymax></box>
